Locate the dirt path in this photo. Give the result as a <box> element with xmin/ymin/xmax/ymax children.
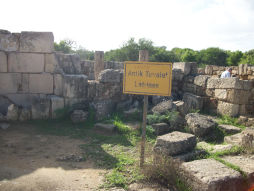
<box><xmin>0</xmin><ymin>123</ymin><xmax>107</xmax><ymax>191</ymax></box>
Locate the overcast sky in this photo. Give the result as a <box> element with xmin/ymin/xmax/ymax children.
<box><xmin>1</xmin><ymin>0</ymin><xmax>253</xmax><ymax>52</ymax></box>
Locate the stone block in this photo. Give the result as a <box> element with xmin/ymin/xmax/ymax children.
<box><xmin>214</xmin><ymin>89</ymin><xmax>227</xmax><ymax>100</ymax></box>
<box><xmin>94</xmin><ymin>51</ymin><xmax>104</xmax><ymax>80</ymax></box>
<box><xmin>173</xmin><ymin>62</ymin><xmax>192</xmax><ymax>75</ymax></box>
<box><xmin>172</xmin><ymin>69</ymin><xmax>184</xmax><ymax>81</ymax></box>
<box><xmin>152</xmin><ymin>123</ymin><xmax>171</xmax><ymax>135</ymax></box>
<box><xmin>63</xmin><ymin>74</ymin><xmax>88</xmax><ymax>98</ymax></box>
<box><xmin>205</xmin><ymin>65</ymin><xmax>213</xmax><ymax>75</ymax></box>
<box><xmin>0</xmin><ymin>31</ymin><xmax>19</xmax><ymax>51</ymax></box>
<box><xmin>19</xmin><ymin>108</ymin><xmax>31</xmax><ymax>121</ymax></box>
<box><xmin>98</xmin><ymin>69</ymin><xmax>121</xmax><ymax>83</ymax></box>
<box><xmin>0</xmin><ymin>51</ymin><xmax>7</xmax><ymax>72</ymax></box>
<box><xmin>153</xmin><ymin>131</ymin><xmax>196</xmax><ymax>156</ymax></box>
<box><xmin>19</xmin><ymin>74</ymin><xmax>29</xmax><ymax>93</ymax></box>
<box><xmin>45</xmin><ymin>53</ymin><xmax>63</xmax><ymax>73</ymax></box>
<box><xmin>217</xmin><ymin>101</ymin><xmax>239</xmax><ymax>117</ymax></box>
<box><xmin>87</xmin><ymin>80</ymin><xmax>97</xmax><ymax>100</ymax></box>
<box><xmin>218</xmin><ymin>124</ymin><xmax>241</xmax><ymax>134</ymax></box>
<box><xmin>6</xmin><ymin>104</ymin><xmax>19</xmax><ymax>121</ymax></box>
<box><xmin>179</xmin><ymin>159</ymin><xmax>244</xmax><ymax>191</ymax></box>
<box><xmin>19</xmin><ymin>31</ymin><xmax>54</xmax><ymax>53</ymax></box>
<box><xmin>0</xmin><ymin>73</ymin><xmax>21</xmax><ymax>94</ymax></box>
<box><xmin>56</xmin><ymin>53</ymin><xmax>82</xmax><ymax>74</ymax></box>
<box><xmin>54</xmin><ymin>74</ymin><xmax>63</xmax><ymax>96</ymax></box>
<box><xmin>49</xmin><ymin>95</ymin><xmax>64</xmax><ymax>119</ymax></box>
<box><xmin>29</xmin><ymin>73</ymin><xmax>53</xmax><ymax>94</ymax></box>
<box><xmin>31</xmin><ymin>94</ymin><xmax>50</xmax><ymax>119</ymax></box>
<box><xmin>227</xmin><ymin>89</ymin><xmax>251</xmax><ymax>104</ymax></box>
<box><xmin>95</xmin><ymin>82</ymin><xmax>121</xmax><ymax>101</ymax></box>
<box><xmin>90</xmin><ymin>99</ymin><xmax>115</xmax><ymax>120</ymax></box>
<box><xmin>64</xmin><ymin>98</ymin><xmax>88</xmax><ymax>110</ymax></box>
<box><xmin>94</xmin><ymin>123</ymin><xmax>116</xmax><ymax>132</ymax></box>
<box><xmin>0</xmin><ymin>96</ymin><xmax>12</xmax><ymax>115</ymax></box>
<box><xmin>194</xmin><ymin>75</ymin><xmax>210</xmax><ymax>87</ymax></box>
<box><xmin>151</xmin><ymin>100</ymin><xmax>174</xmax><ymax>114</ymax></box>
<box><xmin>185</xmin><ymin>113</ymin><xmax>217</xmax><ymax>137</ymax></box>
<box><xmin>182</xmin><ymin>93</ymin><xmax>203</xmax><ymax>114</ymax></box>
<box><xmin>8</xmin><ymin>53</ymin><xmax>44</xmax><ymax>73</ymax></box>
<box><xmin>70</xmin><ymin>110</ymin><xmax>88</xmax><ymax>123</ymax></box>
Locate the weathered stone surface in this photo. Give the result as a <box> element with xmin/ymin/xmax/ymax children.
<box><xmin>123</xmin><ymin>108</ymin><xmax>142</xmax><ymax>119</ymax></box>
<box><xmin>19</xmin><ymin>74</ymin><xmax>29</xmax><ymax>93</ymax></box>
<box><xmin>63</xmin><ymin>74</ymin><xmax>88</xmax><ymax>98</ymax></box>
<box><xmin>94</xmin><ymin>123</ymin><xmax>116</xmax><ymax>132</ymax></box>
<box><xmin>214</xmin><ymin>89</ymin><xmax>227</xmax><ymax>100</ymax></box>
<box><xmin>90</xmin><ymin>99</ymin><xmax>115</xmax><ymax>120</ymax></box>
<box><xmin>185</xmin><ymin>113</ymin><xmax>217</xmax><ymax>137</ymax></box>
<box><xmin>205</xmin><ymin>65</ymin><xmax>213</xmax><ymax>75</ymax></box>
<box><xmin>224</xmin><ymin>128</ymin><xmax>254</xmax><ymax>146</ymax></box>
<box><xmin>218</xmin><ymin>124</ymin><xmax>241</xmax><ymax>134</ymax></box>
<box><xmin>80</xmin><ymin>60</ymin><xmax>95</xmax><ymax>80</ymax></box>
<box><xmin>197</xmin><ymin>141</ymin><xmax>234</xmax><ymax>153</ymax></box>
<box><xmin>95</xmin><ymin>82</ymin><xmax>121</xmax><ymax>101</ymax></box>
<box><xmin>173</xmin><ymin>149</ymin><xmax>207</xmax><ymax>162</ymax></box>
<box><xmin>70</xmin><ymin>110</ymin><xmax>88</xmax><ymax>123</ymax></box>
<box><xmin>217</xmin><ymin>101</ymin><xmax>239</xmax><ymax>117</ymax></box>
<box><xmin>31</xmin><ymin>95</ymin><xmax>50</xmax><ymax>119</ymax></box>
<box><xmin>45</xmin><ymin>53</ymin><xmax>63</xmax><ymax>73</ymax></box>
<box><xmin>87</xmin><ymin>80</ymin><xmax>97</xmax><ymax>100</ymax></box>
<box><xmin>0</xmin><ymin>96</ymin><xmax>12</xmax><ymax>115</ymax></box>
<box><xmin>172</xmin><ymin>69</ymin><xmax>184</xmax><ymax>81</ymax></box>
<box><xmin>6</xmin><ymin>104</ymin><xmax>19</xmax><ymax>121</ymax></box>
<box><xmin>151</xmin><ymin>100</ymin><xmax>174</xmax><ymax>114</ymax></box>
<box><xmin>182</xmin><ymin>93</ymin><xmax>203</xmax><ymax>114</ymax></box>
<box><xmin>29</xmin><ymin>73</ymin><xmax>53</xmax><ymax>94</ymax></box>
<box><xmin>0</xmin><ymin>123</ymin><xmax>9</xmax><ymax>130</ymax></box>
<box><xmin>194</xmin><ymin>75</ymin><xmax>210</xmax><ymax>87</ymax></box>
<box><xmin>179</xmin><ymin>159</ymin><xmax>244</xmax><ymax>191</ymax></box>
<box><xmin>226</xmin><ymin>89</ymin><xmax>251</xmax><ymax>104</ymax></box>
<box><xmin>8</xmin><ymin>53</ymin><xmax>44</xmax><ymax>73</ymax></box>
<box><xmin>19</xmin><ymin>108</ymin><xmax>31</xmax><ymax>121</ymax></box>
<box><xmin>54</xmin><ymin>74</ymin><xmax>63</xmax><ymax>96</ymax></box>
<box><xmin>0</xmin><ymin>31</ymin><xmax>19</xmax><ymax>51</ymax></box>
<box><xmin>173</xmin><ymin>101</ymin><xmax>184</xmax><ymax>116</ymax></box>
<box><xmin>173</xmin><ymin>62</ymin><xmax>192</xmax><ymax>75</ymax></box>
<box><xmin>0</xmin><ymin>51</ymin><xmax>7</xmax><ymax>72</ymax></box>
<box><xmin>104</xmin><ymin>61</ymin><xmax>124</xmax><ymax>70</ymax></box>
<box><xmin>152</xmin><ymin>123</ymin><xmax>170</xmax><ymax>135</ymax></box>
<box><xmin>207</xmin><ymin>77</ymin><xmax>252</xmax><ymax>90</ymax></box>
<box><xmin>49</xmin><ymin>95</ymin><xmax>64</xmax><ymax>119</ymax></box>
<box><xmin>98</xmin><ymin>69</ymin><xmax>121</xmax><ymax>83</ymax></box>
<box><xmin>94</xmin><ymin>51</ymin><xmax>104</xmax><ymax>80</ymax></box>
<box><xmin>0</xmin><ymin>113</ymin><xmax>7</xmax><ymax>121</ymax></box>
<box><xmin>224</xmin><ymin>133</ymin><xmax>244</xmax><ymax>145</ymax></box>
<box><xmin>116</xmin><ymin>99</ymin><xmax>132</xmax><ymax>111</ymax></box>
<box><xmin>0</xmin><ymin>73</ymin><xmax>21</xmax><ymax>94</ymax></box>
<box><xmin>64</xmin><ymin>98</ymin><xmax>88</xmax><ymax>110</ymax></box>
<box><xmin>19</xmin><ymin>32</ymin><xmax>54</xmax><ymax>53</ymax></box>
<box><xmin>128</xmin><ymin>183</ymin><xmax>170</xmax><ymax>191</ymax></box>
<box><xmin>153</xmin><ymin>131</ymin><xmax>196</xmax><ymax>156</ymax></box>
<box><xmin>222</xmin><ymin>155</ymin><xmax>254</xmax><ymax>178</ymax></box>
<box><xmin>5</xmin><ymin>94</ymin><xmax>38</xmax><ymax>108</ymax></box>
<box><xmin>55</xmin><ymin>53</ymin><xmax>82</xmax><ymax>74</ymax></box>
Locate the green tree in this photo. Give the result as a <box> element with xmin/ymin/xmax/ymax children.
<box><xmin>226</xmin><ymin>50</ymin><xmax>243</xmax><ymax>66</ymax></box>
<box><xmin>199</xmin><ymin>47</ymin><xmax>228</xmax><ymax>66</ymax></box>
<box><xmin>75</xmin><ymin>46</ymin><xmax>94</xmax><ymax>60</ymax></box>
<box><xmin>150</xmin><ymin>47</ymin><xmax>178</xmax><ymax>62</ymax></box>
<box><xmin>240</xmin><ymin>49</ymin><xmax>254</xmax><ymax>65</ymax></box>
<box><xmin>54</xmin><ymin>39</ymin><xmax>76</xmax><ymax>53</ymax></box>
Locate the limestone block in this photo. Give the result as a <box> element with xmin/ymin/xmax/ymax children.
<box><xmin>95</xmin><ymin>82</ymin><xmax>121</xmax><ymax>101</ymax></box>
<box><xmin>0</xmin><ymin>51</ymin><xmax>7</xmax><ymax>72</ymax></box>
<box><xmin>172</xmin><ymin>69</ymin><xmax>184</xmax><ymax>81</ymax></box>
<box><xmin>49</xmin><ymin>95</ymin><xmax>65</xmax><ymax>119</ymax></box>
<box><xmin>0</xmin><ymin>30</ymin><xmax>19</xmax><ymax>51</ymax></box>
<box><xmin>179</xmin><ymin>159</ymin><xmax>244</xmax><ymax>191</ymax></box>
<box><xmin>151</xmin><ymin>100</ymin><xmax>174</xmax><ymax>114</ymax></box>
<box><xmin>8</xmin><ymin>53</ymin><xmax>44</xmax><ymax>73</ymax></box>
<box><xmin>6</xmin><ymin>104</ymin><xmax>19</xmax><ymax>121</ymax></box>
<box><xmin>152</xmin><ymin>123</ymin><xmax>170</xmax><ymax>135</ymax></box>
<box><xmin>185</xmin><ymin>113</ymin><xmax>217</xmax><ymax>137</ymax></box>
<box><xmin>182</xmin><ymin>93</ymin><xmax>203</xmax><ymax>114</ymax></box>
<box><xmin>31</xmin><ymin>94</ymin><xmax>50</xmax><ymax>119</ymax></box>
<box><xmin>54</xmin><ymin>74</ymin><xmax>63</xmax><ymax>96</ymax></box>
<box><xmin>19</xmin><ymin>31</ymin><xmax>54</xmax><ymax>53</ymax></box>
<box><xmin>205</xmin><ymin>65</ymin><xmax>213</xmax><ymax>75</ymax></box>
<box><xmin>64</xmin><ymin>98</ymin><xmax>88</xmax><ymax>110</ymax></box>
<box><xmin>90</xmin><ymin>99</ymin><xmax>115</xmax><ymax>120</ymax></box>
<box><xmin>214</xmin><ymin>89</ymin><xmax>227</xmax><ymax>100</ymax></box>
<box><xmin>0</xmin><ymin>73</ymin><xmax>21</xmax><ymax>94</ymax></box>
<box><xmin>227</xmin><ymin>89</ymin><xmax>251</xmax><ymax>104</ymax></box>
<box><xmin>87</xmin><ymin>80</ymin><xmax>97</xmax><ymax>100</ymax></box>
<box><xmin>217</xmin><ymin>101</ymin><xmax>239</xmax><ymax>117</ymax></box>
<box><xmin>218</xmin><ymin>124</ymin><xmax>241</xmax><ymax>134</ymax></box>
<box><xmin>104</xmin><ymin>61</ymin><xmax>124</xmax><ymax>70</ymax></box>
<box><xmin>153</xmin><ymin>131</ymin><xmax>196</xmax><ymax>156</ymax></box>
<box><xmin>55</xmin><ymin>53</ymin><xmax>82</xmax><ymax>74</ymax></box>
<box><xmin>45</xmin><ymin>53</ymin><xmax>63</xmax><ymax>73</ymax></box>
<box><xmin>63</xmin><ymin>74</ymin><xmax>88</xmax><ymax>98</ymax></box>
<box><xmin>98</xmin><ymin>69</ymin><xmax>121</xmax><ymax>83</ymax></box>
<box><xmin>173</xmin><ymin>62</ymin><xmax>193</xmax><ymax>75</ymax></box>
<box><xmin>94</xmin><ymin>51</ymin><xmax>104</xmax><ymax>80</ymax></box>
<box><xmin>70</xmin><ymin>110</ymin><xmax>88</xmax><ymax>123</ymax></box>
<box><xmin>18</xmin><ymin>74</ymin><xmax>29</xmax><ymax>93</ymax></box>
<box><xmin>194</xmin><ymin>75</ymin><xmax>210</xmax><ymax>87</ymax></box>
<box><xmin>19</xmin><ymin>108</ymin><xmax>31</xmax><ymax>121</ymax></box>
<box><xmin>29</xmin><ymin>73</ymin><xmax>53</xmax><ymax>94</ymax></box>
<box><xmin>0</xmin><ymin>96</ymin><xmax>12</xmax><ymax>115</ymax></box>
<box><xmin>94</xmin><ymin>123</ymin><xmax>116</xmax><ymax>132</ymax></box>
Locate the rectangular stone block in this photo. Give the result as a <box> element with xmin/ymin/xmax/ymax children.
<box><xmin>63</xmin><ymin>74</ymin><xmax>88</xmax><ymax>98</ymax></box>
<box><xmin>173</xmin><ymin>62</ymin><xmax>192</xmax><ymax>75</ymax></box>
<box><xmin>0</xmin><ymin>51</ymin><xmax>7</xmax><ymax>72</ymax></box>
<box><xmin>179</xmin><ymin>159</ymin><xmax>245</xmax><ymax>191</ymax></box>
<box><xmin>49</xmin><ymin>95</ymin><xmax>65</xmax><ymax>119</ymax></box>
<box><xmin>183</xmin><ymin>93</ymin><xmax>204</xmax><ymax>114</ymax></box>
<box><xmin>19</xmin><ymin>32</ymin><xmax>54</xmax><ymax>53</ymax></box>
<box><xmin>0</xmin><ymin>73</ymin><xmax>21</xmax><ymax>94</ymax></box>
<box><xmin>8</xmin><ymin>53</ymin><xmax>44</xmax><ymax>73</ymax></box>
<box><xmin>0</xmin><ymin>30</ymin><xmax>19</xmax><ymax>51</ymax></box>
<box><xmin>227</xmin><ymin>89</ymin><xmax>251</xmax><ymax>104</ymax></box>
<box><xmin>31</xmin><ymin>94</ymin><xmax>50</xmax><ymax>119</ymax></box>
<box><xmin>45</xmin><ymin>53</ymin><xmax>63</xmax><ymax>73</ymax></box>
<box><xmin>29</xmin><ymin>73</ymin><xmax>53</xmax><ymax>94</ymax></box>
<box><xmin>18</xmin><ymin>73</ymin><xmax>29</xmax><ymax>93</ymax></box>
<box><xmin>214</xmin><ymin>89</ymin><xmax>227</xmax><ymax>100</ymax></box>
<box><xmin>217</xmin><ymin>101</ymin><xmax>239</xmax><ymax>117</ymax></box>
<box><xmin>54</xmin><ymin>74</ymin><xmax>63</xmax><ymax>96</ymax></box>
<box><xmin>87</xmin><ymin>80</ymin><xmax>97</xmax><ymax>100</ymax></box>
<box><xmin>56</xmin><ymin>53</ymin><xmax>82</xmax><ymax>74</ymax></box>
<box><xmin>207</xmin><ymin>77</ymin><xmax>245</xmax><ymax>89</ymax></box>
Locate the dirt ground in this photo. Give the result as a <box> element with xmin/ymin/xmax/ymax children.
<box><xmin>0</xmin><ymin>123</ymin><xmax>107</xmax><ymax>191</ymax></box>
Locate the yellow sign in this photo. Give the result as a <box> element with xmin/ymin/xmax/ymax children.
<box><xmin>123</xmin><ymin>61</ymin><xmax>173</xmax><ymax>96</ymax></box>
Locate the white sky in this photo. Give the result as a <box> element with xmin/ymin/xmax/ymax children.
<box><xmin>1</xmin><ymin>0</ymin><xmax>253</xmax><ymax>52</ymax></box>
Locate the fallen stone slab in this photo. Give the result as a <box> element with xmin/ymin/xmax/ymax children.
<box><xmin>151</xmin><ymin>100</ymin><xmax>174</xmax><ymax>114</ymax></box>
<box><xmin>179</xmin><ymin>158</ymin><xmax>246</xmax><ymax>191</ymax></box>
<box><xmin>128</xmin><ymin>182</ymin><xmax>170</xmax><ymax>191</ymax></box>
<box><xmin>224</xmin><ymin>128</ymin><xmax>254</xmax><ymax>146</ymax></box>
<box><xmin>153</xmin><ymin>131</ymin><xmax>196</xmax><ymax>156</ymax></box>
<box><xmin>94</xmin><ymin>123</ymin><xmax>116</xmax><ymax>132</ymax></box>
<box><xmin>197</xmin><ymin>141</ymin><xmax>234</xmax><ymax>153</ymax></box>
<box><xmin>173</xmin><ymin>149</ymin><xmax>207</xmax><ymax>162</ymax></box>
<box><xmin>151</xmin><ymin>123</ymin><xmax>171</xmax><ymax>135</ymax></box>
<box><xmin>218</xmin><ymin>124</ymin><xmax>241</xmax><ymax>134</ymax></box>
<box><xmin>70</xmin><ymin>110</ymin><xmax>88</xmax><ymax>123</ymax></box>
<box><xmin>185</xmin><ymin>113</ymin><xmax>217</xmax><ymax>138</ymax></box>
<box><xmin>0</xmin><ymin>123</ymin><xmax>10</xmax><ymax>130</ymax></box>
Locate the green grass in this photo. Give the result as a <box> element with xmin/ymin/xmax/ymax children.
<box><xmin>217</xmin><ymin>115</ymin><xmax>246</xmax><ymax>130</ymax></box>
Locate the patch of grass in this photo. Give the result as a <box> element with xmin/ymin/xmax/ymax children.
<box><xmin>176</xmin><ymin>178</ymin><xmax>192</xmax><ymax>191</ymax></box>
<box><xmin>147</xmin><ymin>111</ymin><xmax>179</xmax><ymax>125</ymax></box>
<box><xmin>217</xmin><ymin>115</ymin><xmax>246</xmax><ymax>129</ymax></box>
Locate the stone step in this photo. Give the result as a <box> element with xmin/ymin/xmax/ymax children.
<box><xmin>218</xmin><ymin>124</ymin><xmax>241</xmax><ymax>134</ymax></box>
<box><xmin>179</xmin><ymin>158</ymin><xmax>246</xmax><ymax>191</ymax></box>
